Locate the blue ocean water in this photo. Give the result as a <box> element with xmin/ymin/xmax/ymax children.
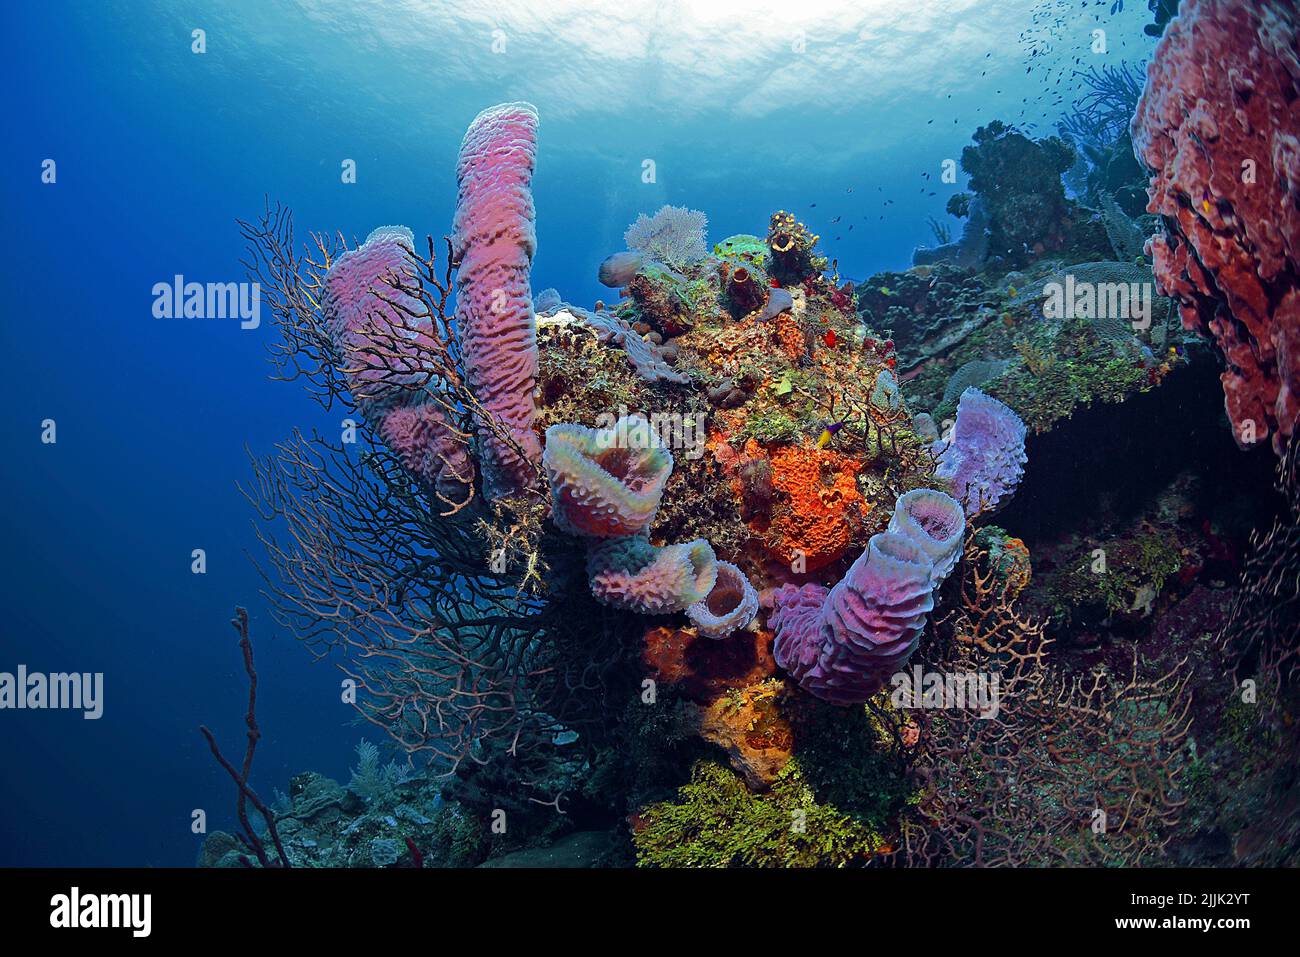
<box><xmin>0</xmin><ymin>0</ymin><xmax>1159</xmax><ymax>865</ymax></box>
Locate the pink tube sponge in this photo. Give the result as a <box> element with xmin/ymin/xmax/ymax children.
<box><xmin>322</xmin><ymin>225</ymin><xmax>424</xmax><ymax>409</ymax></box>
<box><xmin>887</xmin><ymin>488</ymin><xmax>966</xmax><ymax>586</ymax></box>
<box><xmin>542</xmin><ymin>416</ymin><xmax>674</xmax><ymax>537</ymax></box>
<box><xmin>453</xmin><ymin>102</ymin><xmax>542</xmax><ymax>499</ymax></box>
<box><xmin>687</xmin><ymin>561</ymin><xmax>759</xmax><ymax>639</ymax></box>
<box><xmin>378</xmin><ymin>403</ymin><xmax>475</xmax><ymax>503</ymax></box>
<box><xmin>772</xmin><ymin>532</ymin><xmax>935</xmax><ymax>705</ymax></box>
<box><xmin>933</xmin><ymin>387</ymin><xmax>1027</xmax><ymax>514</ymax></box>
<box><xmin>587</xmin><ymin>535</ymin><xmax>718</xmax><ymax>615</ymax></box>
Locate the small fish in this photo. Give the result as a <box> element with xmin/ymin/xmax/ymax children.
<box><xmin>879</xmin><ymin>286</ymin><xmax>894</xmax><ymax>296</ymax></box>
<box><xmin>816</xmin><ymin>421</ymin><xmax>845</xmax><ymax>449</ymax></box>
<box><xmin>774</xmin><ymin>371</ymin><xmax>794</xmax><ymax>396</ymax></box>
<box><xmin>824</xmin><ymin>329</ymin><xmax>838</xmax><ymax>347</ymax></box>
<box><xmin>1007</xmin><ymin>285</ymin><xmax>1019</xmax><ymax>299</ymax></box>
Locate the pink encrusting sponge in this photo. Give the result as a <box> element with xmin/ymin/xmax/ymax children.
<box><xmin>771</xmin><ymin>532</ymin><xmax>936</xmax><ymax>705</ymax></box>
<box><xmin>453</xmin><ymin>101</ymin><xmax>543</xmax><ymax>500</ymax></box>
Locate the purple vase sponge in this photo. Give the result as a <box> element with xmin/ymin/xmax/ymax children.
<box><xmin>887</xmin><ymin>488</ymin><xmax>966</xmax><ymax>586</ymax></box>
<box><xmin>686</xmin><ymin>561</ymin><xmax>759</xmax><ymax>638</ymax></box>
<box><xmin>543</xmin><ymin>415</ymin><xmax>673</xmax><ymax>537</ymax></box>
<box><xmin>933</xmin><ymin>387</ymin><xmax>1027</xmax><ymax>513</ymax></box>
<box><xmin>587</xmin><ymin>535</ymin><xmax>717</xmax><ymax>615</ymax></box>
<box><xmin>771</xmin><ymin>532</ymin><xmax>935</xmax><ymax>705</ymax></box>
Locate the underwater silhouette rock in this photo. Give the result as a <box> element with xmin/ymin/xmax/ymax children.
<box><xmin>1132</xmin><ymin>0</ymin><xmax>1300</xmax><ymax>454</ymax></box>
<box><xmin>960</xmin><ymin>121</ymin><xmax>1077</xmax><ymax>265</ymax></box>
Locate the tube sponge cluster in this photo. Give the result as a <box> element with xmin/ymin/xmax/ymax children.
<box><xmin>543</xmin><ymin>414</ymin><xmax>758</xmax><ymax>633</ymax></box>
<box><xmin>933</xmin><ymin>387</ymin><xmax>1027</xmax><ymax>513</ymax></box>
<box><xmin>453</xmin><ymin>101</ymin><xmax>543</xmax><ymax>500</ymax></box>
<box><xmin>771</xmin><ymin>488</ymin><xmax>966</xmax><ymax>705</ymax></box>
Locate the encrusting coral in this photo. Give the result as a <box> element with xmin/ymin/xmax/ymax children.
<box><xmin>1132</xmin><ymin>0</ymin><xmax>1300</xmax><ymax>454</ymax></box>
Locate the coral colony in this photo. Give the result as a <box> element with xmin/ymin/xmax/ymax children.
<box><xmin>214</xmin><ymin>0</ymin><xmax>1300</xmax><ymax>868</ymax></box>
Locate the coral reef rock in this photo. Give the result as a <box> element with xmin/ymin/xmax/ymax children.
<box><xmin>1132</xmin><ymin>0</ymin><xmax>1300</xmax><ymax>453</ymax></box>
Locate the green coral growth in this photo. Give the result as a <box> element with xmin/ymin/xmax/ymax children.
<box><xmin>713</xmin><ymin>234</ymin><xmax>770</xmax><ymax>268</ymax></box>
<box><xmin>1046</xmin><ymin>528</ymin><xmax>1185</xmax><ymax>624</ymax></box>
<box><xmin>633</xmin><ymin>758</ymin><xmax>895</xmax><ymax>868</ymax></box>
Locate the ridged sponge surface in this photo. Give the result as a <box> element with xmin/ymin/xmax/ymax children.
<box><xmin>453</xmin><ymin>102</ymin><xmax>542</xmax><ymax>499</ymax></box>
<box><xmin>772</xmin><ymin>532</ymin><xmax>935</xmax><ymax>705</ymax></box>
<box><xmin>587</xmin><ymin>536</ymin><xmax>718</xmax><ymax>615</ymax></box>
<box><xmin>687</xmin><ymin>561</ymin><xmax>759</xmax><ymax>639</ymax></box>
<box><xmin>322</xmin><ymin>225</ymin><xmax>423</xmax><ymax>410</ymax></box>
<box><xmin>543</xmin><ymin>416</ymin><xmax>674</xmax><ymax>537</ymax></box>
<box><xmin>378</xmin><ymin>403</ymin><xmax>474</xmax><ymax>502</ymax></box>
<box><xmin>887</xmin><ymin>488</ymin><xmax>966</xmax><ymax>586</ymax></box>
<box><xmin>933</xmin><ymin>387</ymin><xmax>1027</xmax><ymax>513</ymax></box>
